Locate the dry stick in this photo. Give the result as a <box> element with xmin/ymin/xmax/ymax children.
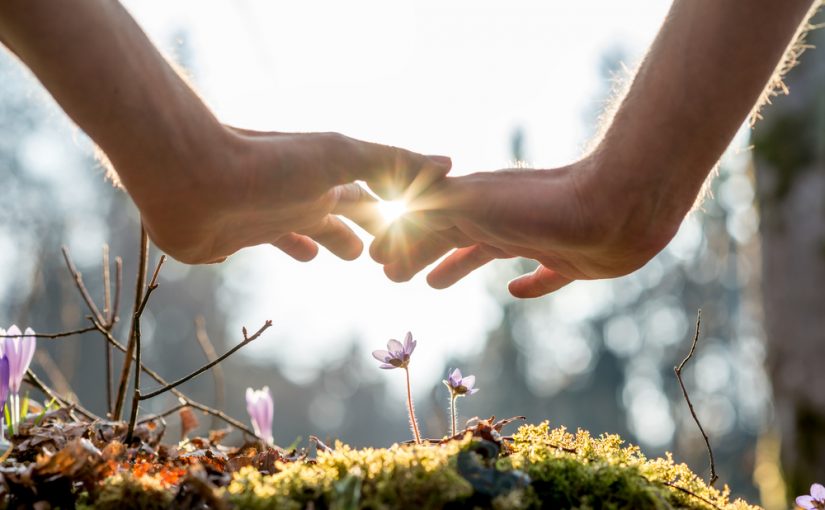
<box><xmin>674</xmin><ymin>309</ymin><xmax>718</xmax><ymax>487</ymax></box>
<box><xmin>137</xmin><ymin>402</ymin><xmax>188</xmax><ymax>425</ymax></box>
<box><xmin>24</xmin><ymin>369</ymin><xmax>99</xmax><ymax>421</ymax></box>
<box><xmin>111</xmin><ymin>257</ymin><xmax>123</xmax><ymax>327</ymax></box>
<box><xmin>139</xmin><ymin>320</ymin><xmax>273</xmax><ymax>400</ymax></box>
<box><xmin>103</xmin><ymin>245</ymin><xmax>112</xmax><ymax>323</ymax></box>
<box><xmin>114</xmin><ymin>226</ymin><xmax>149</xmax><ymax>420</ymax></box>
<box><xmin>61</xmin><ymin>246</ymin><xmax>105</xmax><ymax>325</ymax></box>
<box><xmin>0</xmin><ymin>326</ymin><xmax>98</xmax><ymax>339</ymax></box>
<box><xmin>126</xmin><ymin>255</ymin><xmax>166</xmax><ymax>443</ymax></box>
<box><xmin>88</xmin><ymin>318</ymin><xmax>260</xmax><ymax>438</ymax></box>
<box><xmin>34</xmin><ymin>349</ymin><xmax>75</xmax><ymax>398</ymax></box>
<box><xmin>662</xmin><ymin>481</ymin><xmax>723</xmax><ymax>510</ymax></box>
<box><xmin>102</xmin><ymin>246</ymin><xmax>113</xmax><ymax>413</ymax></box>
<box><xmin>194</xmin><ymin>316</ymin><xmax>225</xmax><ymax>429</ymax></box>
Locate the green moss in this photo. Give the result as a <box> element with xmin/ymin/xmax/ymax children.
<box><xmin>82</xmin><ymin>473</ymin><xmax>174</xmax><ymax>510</ymax></box>
<box><xmin>224</xmin><ymin>423</ymin><xmax>761</xmax><ymax>510</ymax></box>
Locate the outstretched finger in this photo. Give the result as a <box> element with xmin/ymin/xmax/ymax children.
<box><xmin>303</xmin><ymin>215</ymin><xmax>364</xmax><ymax>261</ymax></box>
<box><xmin>331</xmin><ymin>183</ymin><xmax>384</xmax><ymax>236</ymax></box>
<box><xmin>382</xmin><ymin>227</ymin><xmax>475</xmax><ymax>282</ymax></box>
<box><xmin>324</xmin><ymin>134</ymin><xmax>452</xmax><ymax>200</ymax></box>
<box><xmin>272</xmin><ymin>233</ymin><xmax>319</xmax><ymax>262</ymax></box>
<box><xmin>508</xmin><ymin>265</ymin><xmax>573</xmax><ymax>298</ymax></box>
<box><xmin>426</xmin><ymin>244</ymin><xmax>510</xmax><ymax>289</ymax></box>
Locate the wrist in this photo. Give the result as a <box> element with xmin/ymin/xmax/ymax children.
<box><xmin>576</xmin><ymin>149</ymin><xmax>683</xmax><ymax>259</ymax></box>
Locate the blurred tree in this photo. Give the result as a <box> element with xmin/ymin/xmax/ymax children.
<box><xmin>752</xmin><ymin>13</ymin><xmax>825</xmax><ymax>493</ymax></box>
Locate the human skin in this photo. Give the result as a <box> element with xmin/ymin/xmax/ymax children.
<box><xmin>372</xmin><ymin>0</ymin><xmax>821</xmax><ymax>298</ymax></box>
<box><xmin>0</xmin><ymin>0</ymin><xmax>450</xmax><ymax>264</ymax></box>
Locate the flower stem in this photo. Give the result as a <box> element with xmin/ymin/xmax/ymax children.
<box><xmin>404</xmin><ymin>368</ymin><xmax>421</xmax><ymax>444</ymax></box>
<box><xmin>450</xmin><ymin>395</ymin><xmax>458</xmax><ymax>437</ymax></box>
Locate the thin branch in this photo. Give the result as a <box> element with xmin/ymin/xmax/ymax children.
<box><xmin>0</xmin><ymin>326</ymin><xmax>97</xmax><ymax>339</ymax></box>
<box><xmin>61</xmin><ymin>246</ymin><xmax>104</xmax><ymax>325</ymax></box>
<box><xmin>24</xmin><ymin>369</ymin><xmax>99</xmax><ymax>422</ymax></box>
<box><xmin>103</xmin><ymin>245</ymin><xmax>112</xmax><ymax>323</ymax></box>
<box><xmin>87</xmin><ymin>317</ymin><xmax>260</xmax><ymax>438</ymax></box>
<box><xmin>114</xmin><ymin>226</ymin><xmax>149</xmax><ymax>420</ymax></box>
<box><xmin>194</xmin><ymin>315</ymin><xmax>225</xmax><ymax>429</ymax></box>
<box><xmin>103</xmin><ymin>246</ymin><xmax>113</xmax><ymax>413</ymax></box>
<box><xmin>674</xmin><ymin>309</ymin><xmax>718</xmax><ymax>487</ymax></box>
<box><xmin>662</xmin><ymin>481</ymin><xmax>723</xmax><ymax>510</ymax></box>
<box><xmin>34</xmin><ymin>350</ymin><xmax>74</xmax><ymax>399</ymax></box>
<box><xmin>111</xmin><ymin>256</ymin><xmax>123</xmax><ymax>328</ymax></box>
<box><xmin>139</xmin><ymin>320</ymin><xmax>272</xmax><ymax>401</ymax></box>
<box><xmin>137</xmin><ymin>402</ymin><xmax>188</xmax><ymax>425</ymax></box>
<box><xmin>126</xmin><ymin>255</ymin><xmax>166</xmax><ymax>442</ymax></box>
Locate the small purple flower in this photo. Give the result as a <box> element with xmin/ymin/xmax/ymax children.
<box><xmin>372</xmin><ymin>332</ymin><xmax>416</xmax><ymax>370</ymax></box>
<box><xmin>0</xmin><ymin>355</ymin><xmax>7</xmax><ymax>443</ymax></box>
<box><xmin>797</xmin><ymin>483</ymin><xmax>825</xmax><ymax>509</ymax></box>
<box><xmin>3</xmin><ymin>325</ymin><xmax>36</xmax><ymax>394</ymax></box>
<box><xmin>443</xmin><ymin>368</ymin><xmax>479</xmax><ymax>397</ymax></box>
<box><xmin>246</xmin><ymin>386</ymin><xmax>274</xmax><ymax>444</ymax></box>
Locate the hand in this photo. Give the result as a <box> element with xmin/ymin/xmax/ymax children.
<box><xmin>369</xmin><ymin>157</ymin><xmax>681</xmax><ymax>298</ymax></box>
<box><xmin>134</xmin><ymin>126</ymin><xmax>451</xmax><ymax>264</ymax></box>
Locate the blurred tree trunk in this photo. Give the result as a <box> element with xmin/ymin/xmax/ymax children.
<box><xmin>753</xmin><ymin>16</ymin><xmax>825</xmax><ymax>494</ymax></box>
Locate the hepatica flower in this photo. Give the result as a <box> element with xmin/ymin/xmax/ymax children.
<box><xmin>797</xmin><ymin>483</ymin><xmax>825</xmax><ymax>509</ymax></box>
<box><xmin>1</xmin><ymin>325</ymin><xmax>35</xmax><ymax>432</ymax></box>
<box><xmin>372</xmin><ymin>332</ymin><xmax>416</xmax><ymax>370</ymax></box>
<box><xmin>443</xmin><ymin>368</ymin><xmax>479</xmax><ymax>436</ymax></box>
<box><xmin>372</xmin><ymin>332</ymin><xmax>421</xmax><ymax>444</ymax></box>
<box><xmin>245</xmin><ymin>386</ymin><xmax>274</xmax><ymax>445</ymax></box>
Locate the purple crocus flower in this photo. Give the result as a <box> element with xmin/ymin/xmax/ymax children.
<box><xmin>0</xmin><ymin>355</ymin><xmax>8</xmax><ymax>442</ymax></box>
<box><xmin>443</xmin><ymin>368</ymin><xmax>479</xmax><ymax>397</ymax></box>
<box><xmin>3</xmin><ymin>325</ymin><xmax>36</xmax><ymax>394</ymax></box>
<box><xmin>245</xmin><ymin>386</ymin><xmax>274</xmax><ymax>445</ymax></box>
<box><xmin>797</xmin><ymin>483</ymin><xmax>825</xmax><ymax>509</ymax></box>
<box><xmin>372</xmin><ymin>332</ymin><xmax>416</xmax><ymax>370</ymax></box>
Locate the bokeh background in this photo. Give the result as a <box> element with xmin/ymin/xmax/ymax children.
<box><xmin>1</xmin><ymin>1</ymin><xmax>823</xmax><ymax>507</ymax></box>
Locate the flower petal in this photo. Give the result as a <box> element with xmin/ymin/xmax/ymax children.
<box><xmin>461</xmin><ymin>375</ymin><xmax>475</xmax><ymax>389</ymax></box>
<box><xmin>372</xmin><ymin>350</ymin><xmax>391</xmax><ymax>362</ymax></box>
<box><xmin>796</xmin><ymin>495</ymin><xmax>815</xmax><ymax>509</ymax></box>
<box><xmin>387</xmin><ymin>339</ymin><xmax>403</xmax><ymax>353</ymax></box>
<box><xmin>468</xmin><ymin>388</ymin><xmax>479</xmax><ymax>395</ymax></box>
<box><xmin>812</xmin><ymin>484</ymin><xmax>825</xmax><ymax>500</ymax></box>
<box><xmin>379</xmin><ymin>363</ymin><xmax>397</xmax><ymax>370</ymax></box>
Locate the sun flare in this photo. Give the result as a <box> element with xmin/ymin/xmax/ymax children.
<box><xmin>376</xmin><ymin>199</ymin><xmax>408</xmax><ymax>224</ymax></box>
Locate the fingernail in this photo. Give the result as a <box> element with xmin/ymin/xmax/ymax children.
<box><xmin>427</xmin><ymin>155</ymin><xmax>452</xmax><ymax>169</ymax></box>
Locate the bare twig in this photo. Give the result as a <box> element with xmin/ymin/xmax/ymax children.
<box><xmin>103</xmin><ymin>246</ymin><xmax>113</xmax><ymax>413</ymax></box>
<box><xmin>111</xmin><ymin>256</ymin><xmax>123</xmax><ymax>327</ymax></box>
<box><xmin>662</xmin><ymin>481</ymin><xmax>723</xmax><ymax>510</ymax></box>
<box><xmin>114</xmin><ymin>226</ymin><xmax>149</xmax><ymax>420</ymax></box>
<box><xmin>88</xmin><ymin>318</ymin><xmax>260</xmax><ymax>438</ymax></box>
<box><xmin>139</xmin><ymin>320</ymin><xmax>272</xmax><ymax>401</ymax></box>
<box><xmin>24</xmin><ymin>369</ymin><xmax>99</xmax><ymax>422</ymax></box>
<box><xmin>137</xmin><ymin>402</ymin><xmax>188</xmax><ymax>425</ymax></box>
<box><xmin>126</xmin><ymin>255</ymin><xmax>166</xmax><ymax>442</ymax></box>
<box><xmin>34</xmin><ymin>350</ymin><xmax>75</xmax><ymax>399</ymax></box>
<box><xmin>103</xmin><ymin>245</ymin><xmax>111</xmax><ymax>322</ymax></box>
<box><xmin>194</xmin><ymin>315</ymin><xmax>225</xmax><ymax>428</ymax></box>
<box><xmin>674</xmin><ymin>309</ymin><xmax>718</xmax><ymax>487</ymax></box>
<box><xmin>0</xmin><ymin>326</ymin><xmax>98</xmax><ymax>339</ymax></box>
<box><xmin>61</xmin><ymin>246</ymin><xmax>105</xmax><ymax>325</ymax></box>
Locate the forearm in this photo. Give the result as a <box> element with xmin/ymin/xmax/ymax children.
<box><xmin>588</xmin><ymin>0</ymin><xmax>818</xmax><ymax>240</ymax></box>
<box><xmin>0</xmin><ymin>0</ymin><xmax>228</xmax><ymax>199</ymax></box>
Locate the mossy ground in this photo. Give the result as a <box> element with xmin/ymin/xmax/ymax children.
<box><xmin>87</xmin><ymin>422</ymin><xmax>761</xmax><ymax>509</ymax></box>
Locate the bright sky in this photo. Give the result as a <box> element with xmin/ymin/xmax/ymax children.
<box><xmin>121</xmin><ymin>0</ymin><xmax>672</xmax><ymax>387</ymax></box>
